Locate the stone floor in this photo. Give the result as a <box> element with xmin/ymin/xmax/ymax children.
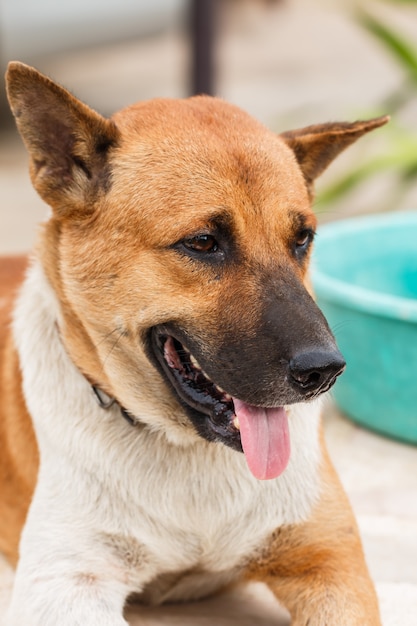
<box><xmin>1</xmin><ymin>1</ymin><xmax>416</xmax><ymax>623</ymax></box>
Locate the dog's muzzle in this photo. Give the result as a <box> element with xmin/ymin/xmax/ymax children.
<box><xmin>147</xmin><ymin>322</ymin><xmax>345</xmax><ymax>481</ymax></box>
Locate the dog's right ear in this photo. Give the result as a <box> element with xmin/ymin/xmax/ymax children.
<box><xmin>5</xmin><ymin>62</ymin><xmax>119</xmax><ymax>217</ymax></box>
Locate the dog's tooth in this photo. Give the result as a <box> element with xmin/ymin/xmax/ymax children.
<box><xmin>233</xmin><ymin>416</ymin><xmax>240</xmax><ymax>431</ymax></box>
<box><xmin>201</xmin><ymin>368</ymin><xmax>212</xmax><ymax>381</ymax></box>
<box><xmin>212</xmin><ymin>383</ymin><xmax>232</xmax><ymax>401</ymax></box>
<box><xmin>191</xmin><ymin>363</ymin><xmax>232</xmax><ymax>400</ymax></box>
<box><xmin>190</xmin><ymin>354</ymin><xmax>201</xmax><ymax>369</ymax></box>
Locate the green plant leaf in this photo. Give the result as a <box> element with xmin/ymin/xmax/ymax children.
<box><xmin>357</xmin><ymin>10</ymin><xmax>417</xmax><ymax>83</ymax></box>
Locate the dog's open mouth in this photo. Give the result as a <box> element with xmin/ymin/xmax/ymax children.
<box><xmin>150</xmin><ymin>327</ymin><xmax>290</xmax><ymax>480</ymax></box>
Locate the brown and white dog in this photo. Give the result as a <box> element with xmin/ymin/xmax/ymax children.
<box><xmin>0</xmin><ymin>62</ymin><xmax>388</xmax><ymax>625</ymax></box>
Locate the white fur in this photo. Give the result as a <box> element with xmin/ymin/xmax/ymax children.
<box><xmin>7</xmin><ymin>260</ymin><xmax>322</xmax><ymax>625</ymax></box>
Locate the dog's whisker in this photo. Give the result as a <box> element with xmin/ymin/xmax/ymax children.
<box><xmin>79</xmin><ymin>327</ymin><xmax>125</xmax><ymax>381</ymax></box>
<box><xmin>101</xmin><ymin>330</ymin><xmax>125</xmax><ymax>369</ymax></box>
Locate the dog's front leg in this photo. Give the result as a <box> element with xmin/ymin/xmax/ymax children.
<box><xmin>7</xmin><ymin>537</ymin><xmax>135</xmax><ymax>626</ymax></box>
<box><xmin>8</xmin><ymin>570</ymin><xmax>130</xmax><ymax>626</ymax></box>
<box><xmin>7</xmin><ymin>514</ymin><xmax>146</xmax><ymax>626</ymax></box>
<box><xmin>245</xmin><ymin>460</ymin><xmax>381</xmax><ymax>625</ymax></box>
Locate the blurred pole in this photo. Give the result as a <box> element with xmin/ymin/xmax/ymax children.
<box><xmin>190</xmin><ymin>0</ymin><xmax>218</xmax><ymax>96</ymax></box>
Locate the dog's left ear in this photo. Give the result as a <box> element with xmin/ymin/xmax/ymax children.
<box><xmin>281</xmin><ymin>117</ymin><xmax>389</xmax><ymax>197</ymax></box>
<box><xmin>5</xmin><ymin>61</ymin><xmax>119</xmax><ymax>217</ymax></box>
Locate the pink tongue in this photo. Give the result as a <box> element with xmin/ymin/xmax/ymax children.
<box><xmin>233</xmin><ymin>399</ymin><xmax>290</xmax><ymax>480</ymax></box>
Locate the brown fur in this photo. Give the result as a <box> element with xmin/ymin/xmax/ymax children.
<box><xmin>1</xmin><ymin>62</ymin><xmax>389</xmax><ymax>623</ymax></box>
<box><xmin>0</xmin><ymin>256</ymin><xmax>38</xmax><ymax>566</ymax></box>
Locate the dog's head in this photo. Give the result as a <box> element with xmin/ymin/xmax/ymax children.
<box><xmin>6</xmin><ymin>62</ymin><xmax>388</xmax><ymax>479</ymax></box>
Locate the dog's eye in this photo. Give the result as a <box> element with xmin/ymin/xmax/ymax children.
<box><xmin>183</xmin><ymin>234</ymin><xmax>219</xmax><ymax>254</ymax></box>
<box><xmin>294</xmin><ymin>229</ymin><xmax>314</xmax><ymax>255</ymax></box>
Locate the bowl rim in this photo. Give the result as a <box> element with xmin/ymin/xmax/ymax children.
<box><xmin>312</xmin><ymin>211</ymin><xmax>417</xmax><ymax>322</ymax></box>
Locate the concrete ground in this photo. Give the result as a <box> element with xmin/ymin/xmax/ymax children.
<box><xmin>1</xmin><ymin>1</ymin><xmax>417</xmax><ymax>624</ymax></box>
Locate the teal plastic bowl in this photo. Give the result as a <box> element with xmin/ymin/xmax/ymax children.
<box><xmin>312</xmin><ymin>211</ymin><xmax>417</xmax><ymax>444</ymax></box>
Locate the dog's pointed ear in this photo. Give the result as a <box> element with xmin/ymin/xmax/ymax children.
<box><xmin>5</xmin><ymin>62</ymin><xmax>119</xmax><ymax>216</ymax></box>
<box><xmin>281</xmin><ymin>116</ymin><xmax>389</xmax><ymax>198</ymax></box>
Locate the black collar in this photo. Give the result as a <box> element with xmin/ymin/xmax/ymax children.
<box><xmin>92</xmin><ymin>385</ymin><xmax>135</xmax><ymax>426</ymax></box>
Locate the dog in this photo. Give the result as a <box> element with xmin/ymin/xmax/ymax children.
<box><xmin>0</xmin><ymin>62</ymin><xmax>388</xmax><ymax>625</ymax></box>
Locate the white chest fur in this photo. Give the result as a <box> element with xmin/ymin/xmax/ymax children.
<box><xmin>13</xmin><ymin>261</ymin><xmax>323</xmax><ymax>604</ymax></box>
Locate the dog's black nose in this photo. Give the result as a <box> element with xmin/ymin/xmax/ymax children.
<box><xmin>289</xmin><ymin>349</ymin><xmax>346</xmax><ymax>396</ymax></box>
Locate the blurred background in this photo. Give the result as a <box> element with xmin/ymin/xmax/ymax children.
<box><xmin>1</xmin><ymin>1</ymin><xmax>417</xmax><ymax>623</ymax></box>
<box><xmin>1</xmin><ymin>0</ymin><xmax>417</xmax><ymax>252</ymax></box>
